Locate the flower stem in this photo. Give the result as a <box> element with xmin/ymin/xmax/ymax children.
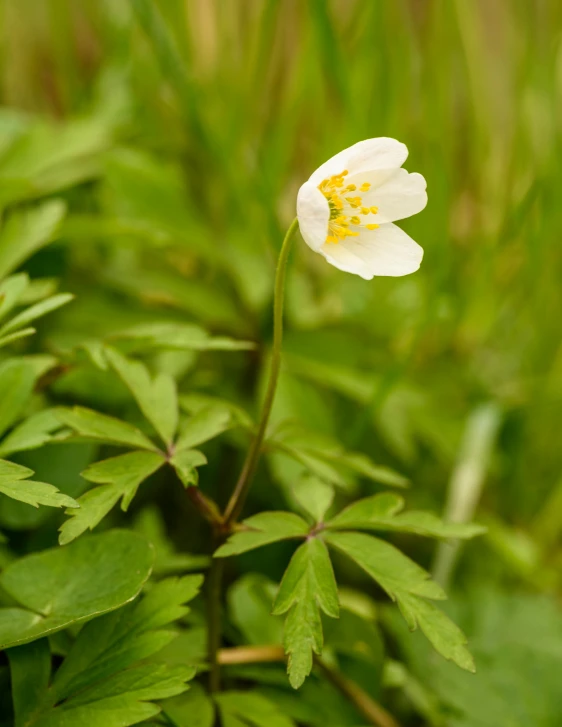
<box><xmin>223</xmin><ymin>217</ymin><xmax>299</xmax><ymax>527</ymax></box>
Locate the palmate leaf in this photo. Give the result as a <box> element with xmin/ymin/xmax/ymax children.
<box><xmin>59</xmin><ymin>450</ymin><xmax>165</xmax><ymax>545</ymax></box>
<box><xmin>327</xmin><ymin>492</ymin><xmax>486</xmax><ymax>539</ymax></box>
<box><xmin>169</xmin><ymin>449</ymin><xmax>207</xmax><ymax>487</ymax></box>
<box><xmin>324</xmin><ymin>531</ymin><xmax>475</xmax><ymax>672</ymax></box>
<box><xmin>175</xmin><ymin>405</ymin><xmax>234</xmax><ymax>451</ymax></box>
<box><xmin>7</xmin><ymin>575</ymin><xmax>202</xmax><ymax>727</ymax></box>
<box><xmin>0</xmin><ymin>459</ymin><xmax>78</xmax><ymax>510</ymax></box>
<box><xmin>215</xmin><ymin>512</ymin><xmax>309</xmax><ymax>558</ymax></box>
<box><xmin>105</xmin><ymin>347</ymin><xmax>178</xmax><ymax>447</ymax></box>
<box><xmin>272</xmin><ymin>538</ymin><xmax>339</xmax><ymax>689</ymax></box>
<box><xmin>0</xmin><ymin>530</ymin><xmax>154</xmax><ymax>648</ymax></box>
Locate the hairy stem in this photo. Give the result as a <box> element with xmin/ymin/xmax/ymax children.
<box><xmin>223</xmin><ymin>218</ymin><xmax>299</xmax><ymax>526</ymax></box>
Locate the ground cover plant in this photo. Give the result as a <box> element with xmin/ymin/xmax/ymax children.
<box><xmin>0</xmin><ymin>1</ymin><xmax>561</xmax><ymax>726</ymax></box>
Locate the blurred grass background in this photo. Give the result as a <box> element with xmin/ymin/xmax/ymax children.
<box><xmin>0</xmin><ymin>0</ymin><xmax>562</xmax><ymax>720</ymax></box>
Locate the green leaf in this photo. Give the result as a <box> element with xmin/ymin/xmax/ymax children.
<box><xmin>0</xmin><ymin>200</ymin><xmax>66</xmax><ymax>279</ymax></box>
<box><xmin>325</xmin><ymin>531</ymin><xmax>474</xmax><ymax>671</ymax></box>
<box><xmin>228</xmin><ymin>573</ymin><xmax>283</xmax><ymax>646</ymax></box>
<box><xmin>180</xmin><ymin>393</ymin><xmax>253</xmax><ymax>429</ymax></box>
<box><xmin>397</xmin><ymin>593</ymin><xmax>475</xmax><ymax>672</ymax></box>
<box><xmin>328</xmin><ymin>493</ymin><xmax>487</xmax><ymax>539</ymax></box>
<box><xmin>10</xmin><ymin>576</ymin><xmax>203</xmax><ymax>727</ymax></box>
<box><xmin>291</xmin><ymin>474</ymin><xmax>334</xmax><ymax>523</ymax></box>
<box><xmin>106</xmin><ymin>347</ymin><xmax>178</xmax><ymax>446</ymax></box>
<box><xmin>324</xmin><ymin>530</ymin><xmax>445</xmax><ymax>604</ymax></box>
<box><xmin>59</xmin><ymin>450</ymin><xmax>165</xmax><ymax>544</ymax></box>
<box><xmin>56</xmin><ymin>406</ymin><xmax>158</xmax><ymax>451</ymax></box>
<box><xmin>0</xmin><ymin>408</ymin><xmax>65</xmax><ymax>457</ymax></box>
<box><xmin>0</xmin><ymin>326</ymin><xmax>36</xmax><ymax>349</ymax></box>
<box><xmin>272</xmin><ymin>538</ymin><xmax>339</xmax><ymax>689</ymax></box>
<box><xmin>169</xmin><ymin>449</ymin><xmax>207</xmax><ymax>487</ymax></box>
<box><xmin>112</xmin><ymin>321</ymin><xmax>255</xmax><ymax>353</ymax></box>
<box><xmin>0</xmin><ymin>273</ymin><xmax>29</xmax><ymax>321</ymax></box>
<box><xmin>175</xmin><ymin>405</ymin><xmax>233</xmax><ymax>451</ymax></box>
<box><xmin>7</xmin><ymin>638</ymin><xmax>51</xmax><ymax>727</ymax></box>
<box><xmin>0</xmin><ymin>530</ymin><xmax>154</xmax><ymax>648</ymax></box>
<box><xmin>0</xmin><ymin>458</ymin><xmax>78</xmax><ymax>509</ymax></box>
<box><xmin>163</xmin><ymin>683</ymin><xmax>214</xmax><ymax>727</ymax></box>
<box><xmin>215</xmin><ymin>512</ymin><xmax>309</xmax><ymax>558</ymax></box>
<box><xmin>0</xmin><ymin>358</ymin><xmax>36</xmax><ymax>438</ymax></box>
<box><xmin>0</xmin><ymin>293</ymin><xmax>73</xmax><ymax>337</ymax></box>
<box><xmin>216</xmin><ymin>691</ymin><xmax>296</xmax><ymax>727</ymax></box>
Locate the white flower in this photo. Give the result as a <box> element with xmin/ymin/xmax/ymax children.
<box><xmin>296</xmin><ymin>138</ymin><xmax>427</xmax><ymax>279</ymax></box>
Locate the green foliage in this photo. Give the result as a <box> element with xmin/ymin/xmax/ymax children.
<box><xmin>6</xmin><ymin>574</ymin><xmax>201</xmax><ymax>727</ymax></box>
<box><xmin>0</xmin><ymin>531</ymin><xmax>153</xmax><ymax>648</ymax></box>
<box><xmin>272</xmin><ymin>539</ymin><xmax>339</xmax><ymax>689</ymax></box>
<box><xmin>0</xmin><ymin>2</ymin><xmax>560</xmax><ymax>726</ymax></box>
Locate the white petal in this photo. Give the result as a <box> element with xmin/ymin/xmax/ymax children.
<box><xmin>308</xmin><ymin>138</ymin><xmax>408</xmax><ymax>186</ymax></box>
<box><xmin>349</xmin><ymin>168</ymin><xmax>427</xmax><ymax>223</ymax></box>
<box><xmin>319</xmin><ymin>223</ymin><xmax>423</xmax><ymax>279</ymax></box>
<box><xmin>296</xmin><ymin>181</ymin><xmax>329</xmax><ymax>252</ymax></box>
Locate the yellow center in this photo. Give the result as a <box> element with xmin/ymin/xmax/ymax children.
<box><xmin>318</xmin><ymin>170</ymin><xmax>379</xmax><ymax>244</ymax></box>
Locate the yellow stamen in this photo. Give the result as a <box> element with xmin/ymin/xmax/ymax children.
<box><xmin>360</xmin><ymin>182</ymin><xmax>371</xmax><ymax>192</ymax></box>
<box><xmin>361</xmin><ymin>207</ymin><xmax>370</xmax><ymax>215</ymax></box>
<box><xmin>370</xmin><ymin>206</ymin><xmax>378</xmax><ymax>214</ymax></box>
<box><xmin>366</xmin><ymin>224</ymin><xmax>379</xmax><ymax>230</ymax></box>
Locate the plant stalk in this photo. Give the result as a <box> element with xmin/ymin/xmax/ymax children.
<box><xmin>223</xmin><ymin>217</ymin><xmax>299</xmax><ymax>526</ymax></box>
<box><xmin>207</xmin><ymin>556</ymin><xmax>225</xmax><ymax>692</ymax></box>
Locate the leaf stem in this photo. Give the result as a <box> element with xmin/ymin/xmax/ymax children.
<box><xmin>223</xmin><ymin>218</ymin><xmax>299</xmax><ymax>527</ymax></box>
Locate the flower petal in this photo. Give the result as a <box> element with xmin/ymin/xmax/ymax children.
<box><xmin>296</xmin><ymin>181</ymin><xmax>329</xmax><ymax>252</ymax></box>
<box><xmin>348</xmin><ymin>168</ymin><xmax>427</xmax><ymax>223</ymax></box>
<box><xmin>308</xmin><ymin>138</ymin><xmax>409</xmax><ymax>186</ymax></box>
<box><xmin>320</xmin><ymin>223</ymin><xmax>423</xmax><ymax>279</ymax></box>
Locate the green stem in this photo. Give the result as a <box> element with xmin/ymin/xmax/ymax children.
<box><xmin>223</xmin><ymin>217</ymin><xmax>299</xmax><ymax>526</ymax></box>
<box><xmin>207</xmin><ymin>556</ymin><xmax>225</xmax><ymax>693</ymax></box>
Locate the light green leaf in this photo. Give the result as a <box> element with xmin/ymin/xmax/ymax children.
<box><xmin>112</xmin><ymin>321</ymin><xmax>255</xmax><ymax>353</ymax></box>
<box><xmin>0</xmin><ymin>530</ymin><xmax>154</xmax><ymax>648</ymax></box>
<box><xmin>0</xmin><ymin>358</ymin><xmax>36</xmax><ymax>437</ymax></box>
<box><xmin>328</xmin><ymin>493</ymin><xmax>486</xmax><ymax>539</ymax></box>
<box><xmin>292</xmin><ymin>474</ymin><xmax>334</xmax><ymax>523</ymax></box>
<box><xmin>0</xmin><ymin>458</ymin><xmax>78</xmax><ymax>509</ymax></box>
<box><xmin>216</xmin><ymin>691</ymin><xmax>296</xmax><ymax>727</ymax></box>
<box><xmin>0</xmin><ymin>200</ymin><xmax>66</xmax><ymax>279</ymax></box>
<box><xmin>0</xmin><ymin>273</ymin><xmax>29</xmax><ymax>321</ymax></box>
<box><xmin>0</xmin><ymin>293</ymin><xmax>73</xmax><ymax>337</ymax></box>
<box><xmin>0</xmin><ymin>326</ymin><xmax>36</xmax><ymax>349</ymax></box>
<box><xmin>175</xmin><ymin>406</ymin><xmax>233</xmax><ymax>451</ymax></box>
<box><xmin>215</xmin><ymin>512</ymin><xmax>309</xmax><ymax>558</ymax></box>
<box><xmin>56</xmin><ymin>406</ymin><xmax>158</xmax><ymax>451</ymax></box>
<box><xmin>106</xmin><ymin>347</ymin><xmax>178</xmax><ymax>446</ymax></box>
<box><xmin>59</xmin><ymin>450</ymin><xmax>165</xmax><ymax>545</ymax></box>
<box><xmin>397</xmin><ymin>593</ymin><xmax>475</xmax><ymax>672</ymax></box>
<box><xmin>272</xmin><ymin>538</ymin><xmax>339</xmax><ymax>689</ymax></box>
<box><xmin>325</xmin><ymin>531</ymin><xmax>474</xmax><ymax>671</ymax></box>
<box><xmin>169</xmin><ymin>448</ymin><xmax>207</xmax><ymax>487</ymax></box>
<box><xmin>180</xmin><ymin>393</ymin><xmax>253</xmax><ymax>429</ymax></box>
<box><xmin>0</xmin><ymin>408</ymin><xmax>65</xmax><ymax>457</ymax></box>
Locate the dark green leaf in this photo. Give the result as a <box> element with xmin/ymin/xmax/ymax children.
<box><xmin>0</xmin><ymin>359</ymin><xmax>36</xmax><ymax>438</ymax></box>
<box><xmin>215</xmin><ymin>512</ymin><xmax>309</xmax><ymax>558</ymax></box>
<box><xmin>163</xmin><ymin>683</ymin><xmax>214</xmax><ymax>727</ymax></box>
<box><xmin>0</xmin><ymin>530</ymin><xmax>154</xmax><ymax>648</ymax></box>
<box><xmin>216</xmin><ymin>691</ymin><xmax>296</xmax><ymax>727</ymax></box>
<box><xmin>6</xmin><ymin>638</ymin><xmax>51</xmax><ymax>727</ymax></box>
<box><xmin>272</xmin><ymin>538</ymin><xmax>339</xmax><ymax>689</ymax></box>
